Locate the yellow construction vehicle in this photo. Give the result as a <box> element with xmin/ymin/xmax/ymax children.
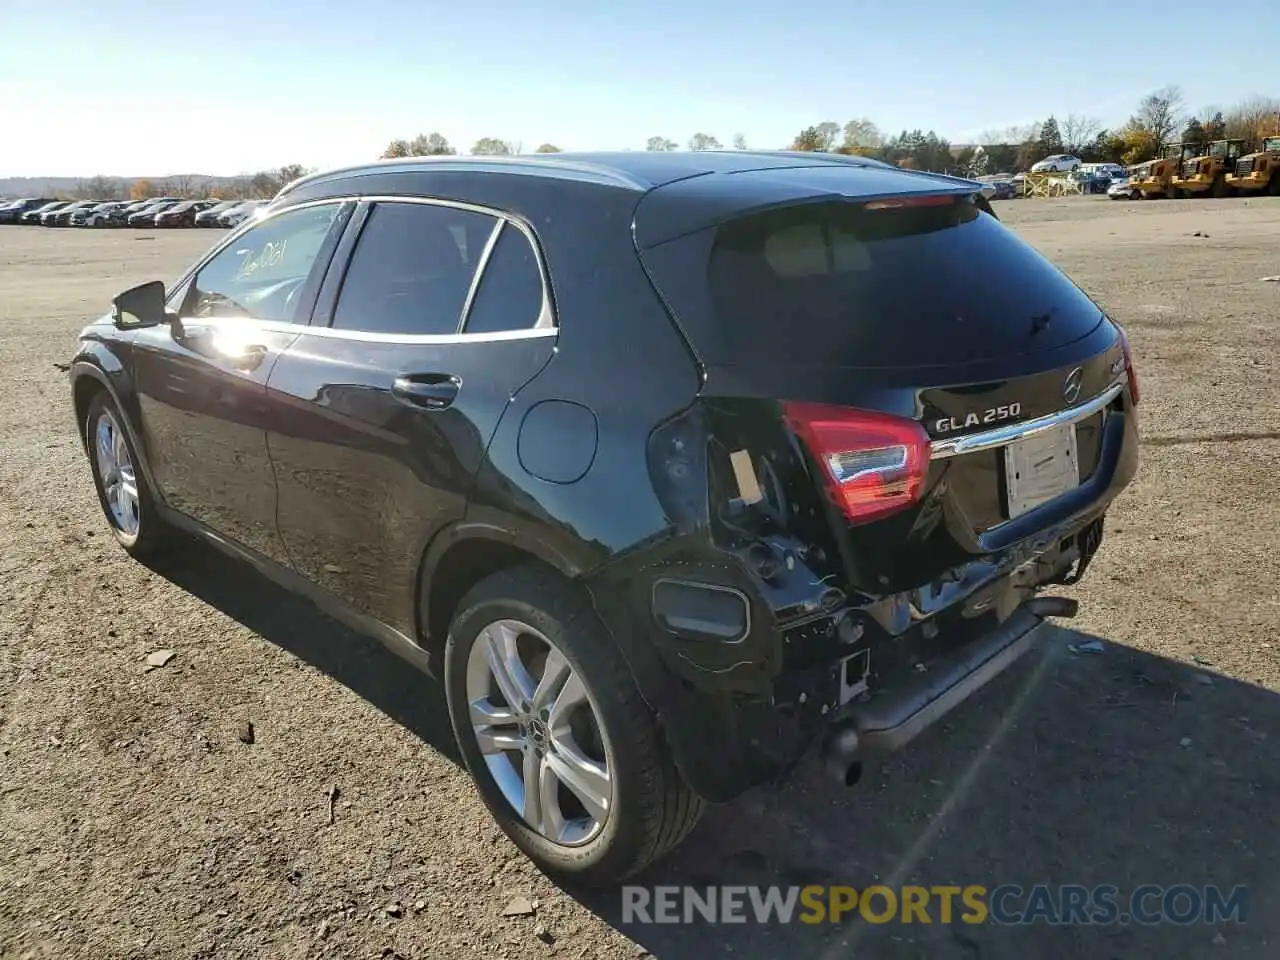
<box><xmin>1171</xmin><ymin>139</ymin><xmax>1246</xmax><ymax>197</ymax></box>
<box><xmin>1225</xmin><ymin>136</ymin><xmax>1280</xmax><ymax>195</ymax></box>
<box><xmin>1133</xmin><ymin>142</ymin><xmax>1199</xmax><ymax>198</ymax></box>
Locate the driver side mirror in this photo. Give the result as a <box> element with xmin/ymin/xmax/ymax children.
<box><xmin>112</xmin><ymin>280</ymin><xmax>174</xmax><ymax>329</ymax></box>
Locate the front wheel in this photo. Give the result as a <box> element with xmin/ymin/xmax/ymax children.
<box><xmin>84</xmin><ymin>391</ymin><xmax>172</xmax><ymax>555</ymax></box>
<box><xmin>444</xmin><ymin>566</ymin><xmax>704</xmax><ymax>886</ymax></box>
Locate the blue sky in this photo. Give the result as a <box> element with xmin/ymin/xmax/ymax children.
<box><xmin>2</xmin><ymin>0</ymin><xmax>1277</xmax><ymax>177</ymax></box>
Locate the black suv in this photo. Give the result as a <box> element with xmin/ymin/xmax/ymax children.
<box><xmin>69</xmin><ymin>152</ymin><xmax>1139</xmax><ymax>885</ymax></box>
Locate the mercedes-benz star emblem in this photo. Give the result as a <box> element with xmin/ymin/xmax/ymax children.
<box><xmin>1063</xmin><ymin>367</ymin><xmax>1084</xmax><ymax>405</ymax></box>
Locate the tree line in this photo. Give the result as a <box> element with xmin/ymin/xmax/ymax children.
<box><xmin>61</xmin><ymin>87</ymin><xmax>1278</xmax><ymax>201</ymax></box>
<box><xmin>380</xmin><ymin>86</ymin><xmax>1279</xmax><ymax>177</ymax></box>
<box><xmin>68</xmin><ymin>165</ymin><xmax>312</xmax><ymax>202</ymax></box>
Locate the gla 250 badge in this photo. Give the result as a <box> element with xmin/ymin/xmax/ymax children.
<box><xmin>934</xmin><ymin>403</ymin><xmax>1022</xmax><ymax>434</ymax></box>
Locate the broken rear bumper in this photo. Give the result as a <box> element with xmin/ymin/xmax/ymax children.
<box><xmin>827</xmin><ymin>600</ymin><xmax>1065</xmax><ymax>757</ymax></box>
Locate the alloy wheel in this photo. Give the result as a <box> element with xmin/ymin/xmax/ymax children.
<box><xmin>94</xmin><ymin>410</ymin><xmax>140</xmax><ymax>536</ymax></box>
<box><xmin>465</xmin><ymin>618</ymin><xmax>613</xmax><ymax>846</ymax></box>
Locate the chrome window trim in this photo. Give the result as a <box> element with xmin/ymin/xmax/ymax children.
<box><xmin>348</xmin><ymin>194</ymin><xmax>556</xmax><ymax>333</ymax></box>
<box><xmin>177</xmin><ymin>314</ymin><xmax>557</xmax><ymax>346</ymax></box>
<box><xmin>930</xmin><ymin>381</ymin><xmax>1124</xmax><ymax>460</ymax></box>
<box><xmin>458</xmin><ymin>219</ymin><xmax>505</xmax><ymax>329</ymax></box>
<box><xmin>169</xmin><ymin>193</ymin><xmax>558</xmax><ymax>338</ymax></box>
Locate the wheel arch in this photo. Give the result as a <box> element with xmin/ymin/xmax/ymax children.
<box><xmin>417</xmin><ymin>522</ymin><xmax>586</xmax><ymax>675</ymax></box>
<box><xmin>70</xmin><ymin>359</ymin><xmax>164</xmax><ymax>505</ymax></box>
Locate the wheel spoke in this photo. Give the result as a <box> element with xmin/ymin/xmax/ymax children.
<box><xmin>547</xmin><ymin>671</ymin><xmax>589</xmax><ymax>729</ymax></box>
<box><xmin>521</xmin><ymin>745</ymin><xmax>543</xmax><ymax>828</ymax></box>
<box><xmin>96</xmin><ymin>421</ymin><xmax>116</xmax><ymax>478</ymax></box>
<box><xmin>484</xmin><ymin>622</ymin><xmax>535</xmax><ymax>712</ymax></box>
<box><xmin>470</xmin><ymin>697</ymin><xmax>517</xmax><ymax>728</ymax></box>
<box><xmin>538</xmin><ymin>753</ymin><xmax>567</xmax><ymax>841</ymax></box>
<box><xmin>475</xmin><ymin>724</ymin><xmax>526</xmax><ymax>756</ymax></box>
<box><xmin>545</xmin><ymin>745</ymin><xmax>610</xmax><ymax>824</ymax></box>
<box><xmin>532</xmin><ymin>648</ymin><xmax>570</xmax><ymax>711</ymax></box>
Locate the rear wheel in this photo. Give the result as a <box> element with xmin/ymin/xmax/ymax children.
<box><xmin>1269</xmin><ymin>173</ymin><xmax>1280</xmax><ymax>197</ymax></box>
<box><xmin>444</xmin><ymin>566</ymin><xmax>704</xmax><ymax>886</ymax></box>
<box><xmin>1212</xmin><ymin>174</ymin><xmax>1229</xmax><ymax>199</ymax></box>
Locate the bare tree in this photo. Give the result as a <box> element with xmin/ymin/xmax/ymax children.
<box><xmin>646</xmin><ymin>136</ymin><xmax>678</xmax><ymax>152</ymax></box>
<box><xmin>976</xmin><ymin>122</ymin><xmax>1040</xmax><ymax>145</ymax></box>
<box><xmin>1133</xmin><ymin>85</ymin><xmax>1185</xmax><ymax>146</ymax></box>
<box><xmin>732</xmin><ymin>132</ymin><xmax>748</xmax><ymax>150</ymax></box>
<box><xmin>814</xmin><ymin>122</ymin><xmax>840</xmax><ymax>152</ymax></box>
<box><xmin>165</xmin><ymin>174</ymin><xmax>196</xmax><ymax>198</ymax></box>
<box><xmin>1225</xmin><ymin>96</ymin><xmax>1280</xmax><ymax>145</ymax></box>
<box><xmin>1061</xmin><ymin>114</ymin><xmax>1102</xmax><ymax>154</ymax></box>
<box><xmin>471</xmin><ymin>137</ymin><xmax>514</xmax><ymax>156</ymax></box>
<box><xmin>687</xmin><ymin>132</ymin><xmax>722</xmax><ymax>151</ymax></box>
<box><xmin>78</xmin><ymin>176</ymin><xmax>124</xmax><ymax>200</ymax></box>
<box><xmin>841</xmin><ymin>118</ymin><xmax>883</xmax><ymax>150</ymax></box>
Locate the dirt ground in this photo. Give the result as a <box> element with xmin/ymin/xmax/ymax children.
<box><xmin>1</xmin><ymin>197</ymin><xmax>1278</xmax><ymax>960</ymax></box>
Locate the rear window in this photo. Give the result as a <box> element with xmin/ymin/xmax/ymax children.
<box><xmin>642</xmin><ymin>198</ymin><xmax>1105</xmax><ymax>368</ymax></box>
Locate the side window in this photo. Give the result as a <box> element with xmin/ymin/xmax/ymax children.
<box><xmin>185</xmin><ymin>204</ymin><xmax>343</xmax><ymax>323</ymax></box>
<box><xmin>463</xmin><ymin>223</ymin><xmax>546</xmax><ymax>334</ymax></box>
<box><xmin>331</xmin><ymin>202</ymin><xmax>494</xmax><ymax>336</ymax></box>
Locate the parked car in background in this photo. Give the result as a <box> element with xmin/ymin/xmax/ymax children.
<box><xmin>69</xmin><ymin>151</ymin><xmax>1139</xmax><ymax>885</ymax></box>
<box><xmin>0</xmin><ymin>198</ymin><xmax>58</xmax><ymax>223</ymax></box>
<box><xmin>217</xmin><ymin>199</ymin><xmax>267</xmax><ymax>227</ymax></box>
<box><xmin>1107</xmin><ymin>170</ymin><xmax>1143</xmax><ymax>200</ymax></box>
<box><xmin>44</xmin><ymin>201</ymin><xmax>104</xmax><ymax>226</ymax></box>
<box><xmin>1030</xmin><ymin>154</ymin><xmax>1082</xmax><ymax>173</ymax></box>
<box><xmin>127</xmin><ymin>200</ymin><xmax>181</xmax><ymax>226</ymax></box>
<box><xmin>193</xmin><ymin>200</ymin><xmax>241</xmax><ymax>226</ymax></box>
<box><xmin>71</xmin><ymin>201</ymin><xmax>132</xmax><ymax>227</ymax></box>
<box><xmin>20</xmin><ymin>201</ymin><xmax>69</xmax><ymax>224</ymax></box>
<box><xmin>1081</xmin><ymin>162</ymin><xmax>1125</xmax><ymax>181</ymax></box>
<box><xmin>154</xmin><ymin>200</ymin><xmax>217</xmax><ymax>227</ymax></box>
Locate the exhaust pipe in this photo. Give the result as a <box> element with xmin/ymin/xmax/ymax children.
<box><xmin>1026</xmin><ymin>596</ymin><xmax>1079</xmax><ymax>619</ymax></box>
<box><xmin>821</xmin><ymin>722</ymin><xmax>864</xmax><ymax>787</ymax></box>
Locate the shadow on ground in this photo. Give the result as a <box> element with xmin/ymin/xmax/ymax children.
<box><xmin>146</xmin><ymin>544</ymin><xmax>1278</xmax><ymax>959</ymax></box>
<box><xmin>587</xmin><ymin>628</ymin><xmax>1280</xmax><ymax>959</ymax></box>
<box><xmin>143</xmin><ymin>539</ymin><xmax>460</xmax><ymax>764</ymax></box>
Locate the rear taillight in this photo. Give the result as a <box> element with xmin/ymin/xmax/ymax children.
<box><xmin>1115</xmin><ymin>323</ymin><xmax>1140</xmax><ymax>404</ymax></box>
<box><xmin>783</xmin><ymin>402</ymin><xmax>931</xmax><ymax>524</ymax></box>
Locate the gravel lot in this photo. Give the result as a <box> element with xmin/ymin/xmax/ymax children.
<box><xmin>2</xmin><ymin>197</ymin><xmax>1278</xmax><ymax>959</ymax></box>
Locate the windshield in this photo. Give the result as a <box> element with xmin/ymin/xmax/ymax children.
<box><xmin>1265</xmin><ymin>137</ymin><xmax>1280</xmax><ymax>152</ymax></box>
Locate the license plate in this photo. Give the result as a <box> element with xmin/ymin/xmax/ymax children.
<box><xmin>1005</xmin><ymin>424</ymin><xmax>1080</xmax><ymax>518</ymax></box>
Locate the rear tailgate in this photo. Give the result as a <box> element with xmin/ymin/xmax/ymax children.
<box><xmin>637</xmin><ymin>180</ymin><xmax>1137</xmax><ymax>594</ymax></box>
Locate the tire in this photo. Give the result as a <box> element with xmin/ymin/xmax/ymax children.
<box><xmin>84</xmin><ymin>390</ymin><xmax>172</xmax><ymax>556</ymax></box>
<box><xmin>1131</xmin><ymin>189</ymin><xmax>1142</xmax><ymax>200</ymax></box>
<box><xmin>1269</xmin><ymin>174</ymin><xmax>1280</xmax><ymax>197</ymax></box>
<box><xmin>444</xmin><ymin>565</ymin><xmax>704</xmax><ymax>886</ymax></box>
<box><xmin>1212</xmin><ymin>174</ymin><xmax>1229</xmax><ymax>199</ymax></box>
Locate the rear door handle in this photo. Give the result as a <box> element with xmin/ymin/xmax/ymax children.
<box><xmin>392</xmin><ymin>373</ymin><xmax>461</xmax><ymax>410</ymax></box>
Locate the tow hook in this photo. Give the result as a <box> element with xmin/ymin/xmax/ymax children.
<box><xmin>1025</xmin><ymin>596</ymin><xmax>1079</xmax><ymax>619</ymax></box>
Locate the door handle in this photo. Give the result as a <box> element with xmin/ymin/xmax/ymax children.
<box><xmin>392</xmin><ymin>374</ymin><xmax>461</xmax><ymax>410</ymax></box>
<box><xmin>226</xmin><ymin>344</ymin><xmax>268</xmax><ymax>371</ymax></box>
